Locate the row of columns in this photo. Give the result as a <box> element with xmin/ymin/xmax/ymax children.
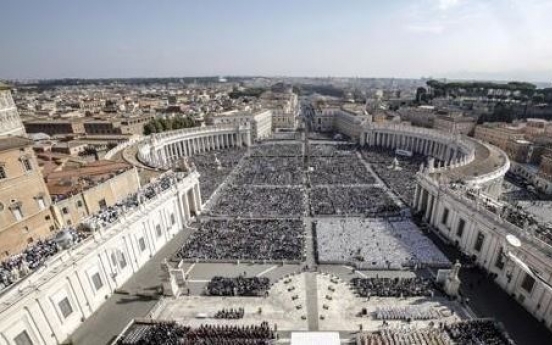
<box><xmin>150</xmin><ymin>131</ymin><xmax>251</xmax><ymax>167</ymax></box>
<box><xmin>364</xmin><ymin>131</ymin><xmax>462</xmax><ymax>166</ymax></box>
<box><xmin>413</xmin><ymin>178</ymin><xmax>552</xmax><ymax>329</ymax></box>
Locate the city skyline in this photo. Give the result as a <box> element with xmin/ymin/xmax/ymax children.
<box><xmin>1</xmin><ymin>0</ymin><xmax>552</xmax><ymax>82</ymax></box>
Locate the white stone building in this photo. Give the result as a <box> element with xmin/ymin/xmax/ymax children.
<box><xmin>0</xmin><ymin>171</ymin><xmax>201</xmax><ymax>345</ymax></box>
<box><xmin>0</xmin><ymin>83</ymin><xmax>26</xmax><ymax>138</ymax></box>
<box><xmin>207</xmin><ymin>109</ymin><xmax>272</xmax><ymax>141</ymax></box>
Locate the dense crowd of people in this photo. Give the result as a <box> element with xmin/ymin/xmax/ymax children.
<box><xmin>357</xmin><ymin>328</ymin><xmax>449</xmax><ymax>345</ymax></box>
<box><xmin>190</xmin><ymin>148</ymin><xmax>247</xmax><ymax>199</ymax></box>
<box><xmin>444</xmin><ymin>320</ymin><xmax>515</xmax><ymax>345</ymax></box>
<box><xmin>206</xmin><ymin>277</ymin><xmax>270</xmax><ymax>296</ymax></box>
<box><xmin>310</xmin><ymin>187</ymin><xmax>399</xmax><ymax>216</ymax></box>
<box><xmin>357</xmin><ymin>320</ymin><xmax>515</xmax><ymax>345</ymax></box>
<box><xmin>308</xmin><ymin>156</ymin><xmax>376</xmax><ymax>185</ymax></box>
<box><xmin>0</xmin><ymin>173</ymin><xmax>180</xmax><ymax>292</ymax></box>
<box><xmin>0</xmin><ymin>228</ymin><xmax>86</xmax><ymax>290</ymax></box>
<box><xmin>178</xmin><ymin>219</ymin><xmax>304</xmax><ymax>262</ymax></box>
<box><xmin>351</xmin><ymin>277</ymin><xmax>436</xmax><ymax>297</ymax></box>
<box><xmin>374</xmin><ymin>306</ymin><xmax>441</xmax><ymax>321</ymax></box>
<box><xmin>495</xmin><ymin>179</ymin><xmax>552</xmax><ymax>246</ymax></box>
<box><xmin>309</xmin><ymin>143</ymin><xmax>357</xmax><ymax>157</ymax></box>
<box><xmin>214</xmin><ymin>308</ymin><xmax>245</xmax><ymax>319</ymax></box>
<box><xmin>362</xmin><ymin>148</ymin><xmax>425</xmax><ymax>205</ymax></box>
<box><xmin>120</xmin><ymin>322</ymin><xmax>275</xmax><ymax>345</ymax></box>
<box><xmin>250</xmin><ymin>143</ymin><xmax>302</xmax><ymax>157</ymax></box>
<box><xmin>234</xmin><ymin>157</ymin><xmax>303</xmax><ymax>185</ymax></box>
<box><xmin>316</xmin><ymin>219</ymin><xmax>449</xmax><ymax>269</ymax></box>
<box><xmin>82</xmin><ymin>173</ymin><xmax>176</xmax><ymax>230</ymax></box>
<box><xmin>209</xmin><ymin>186</ymin><xmax>305</xmax><ymax>218</ymax></box>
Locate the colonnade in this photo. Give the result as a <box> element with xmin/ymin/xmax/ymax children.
<box><xmin>137</xmin><ymin>124</ymin><xmax>251</xmax><ymax>169</ymax></box>
<box><xmin>412</xmin><ymin>173</ymin><xmax>552</xmax><ymax>331</ymax></box>
<box><xmin>363</xmin><ymin>130</ymin><xmax>466</xmax><ymax>167</ymax></box>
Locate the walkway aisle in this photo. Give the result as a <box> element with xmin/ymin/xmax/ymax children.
<box><xmin>355</xmin><ymin>151</ymin><xmax>404</xmax><ymax>208</ymax></box>
<box><xmin>305</xmin><ymin>272</ymin><xmax>319</xmax><ymax>331</ymax></box>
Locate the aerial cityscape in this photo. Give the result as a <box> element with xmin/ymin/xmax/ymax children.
<box><xmin>2</xmin><ymin>1</ymin><xmax>552</xmax><ymax>345</ymax></box>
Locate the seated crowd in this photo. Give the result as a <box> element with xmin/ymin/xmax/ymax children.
<box><xmin>358</xmin><ymin>328</ymin><xmax>448</xmax><ymax>345</ymax></box>
<box><xmin>357</xmin><ymin>320</ymin><xmax>515</xmax><ymax>345</ymax></box>
<box><xmin>178</xmin><ymin>219</ymin><xmax>304</xmax><ymax>262</ymax></box>
<box><xmin>206</xmin><ymin>277</ymin><xmax>270</xmax><ymax>297</ymax></box>
<box><xmin>234</xmin><ymin>157</ymin><xmax>303</xmax><ymax>185</ymax></box>
<box><xmin>351</xmin><ymin>277</ymin><xmax>436</xmax><ymax>298</ymax></box>
<box><xmin>120</xmin><ymin>322</ymin><xmax>275</xmax><ymax>345</ymax></box>
<box><xmin>189</xmin><ymin>148</ymin><xmax>247</xmax><ymax>199</ymax></box>
<box><xmin>0</xmin><ymin>227</ymin><xmax>86</xmax><ymax>290</ymax></box>
<box><xmin>209</xmin><ymin>186</ymin><xmax>305</xmax><ymax>218</ymax></box>
<box><xmin>308</xmin><ymin>143</ymin><xmax>357</xmax><ymax>157</ymax></box>
<box><xmin>308</xmin><ymin>156</ymin><xmax>376</xmax><ymax>185</ymax></box>
<box><xmin>250</xmin><ymin>143</ymin><xmax>302</xmax><ymax>157</ymax></box>
<box><xmin>444</xmin><ymin>319</ymin><xmax>515</xmax><ymax>345</ymax></box>
<box><xmin>316</xmin><ymin>219</ymin><xmax>449</xmax><ymax>269</ymax></box>
<box><xmin>374</xmin><ymin>306</ymin><xmax>441</xmax><ymax>321</ymax></box>
<box><xmin>310</xmin><ymin>187</ymin><xmax>399</xmax><ymax>216</ymax></box>
<box><xmin>362</xmin><ymin>148</ymin><xmax>425</xmax><ymax>205</ymax></box>
<box><xmin>214</xmin><ymin>308</ymin><xmax>245</xmax><ymax>319</ymax></box>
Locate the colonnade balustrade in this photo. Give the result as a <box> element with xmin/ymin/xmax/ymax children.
<box><xmin>136</xmin><ymin>124</ymin><xmax>251</xmax><ymax>169</ymax></box>
<box><xmin>361</xmin><ymin>124</ymin><xmax>476</xmax><ymax>172</ymax></box>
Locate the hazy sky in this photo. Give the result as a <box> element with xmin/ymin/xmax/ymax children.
<box><xmin>1</xmin><ymin>0</ymin><xmax>552</xmax><ymax>81</ymax></box>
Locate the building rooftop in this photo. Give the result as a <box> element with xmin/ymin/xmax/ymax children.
<box><xmin>0</xmin><ymin>137</ymin><xmax>32</xmax><ymax>152</ymax></box>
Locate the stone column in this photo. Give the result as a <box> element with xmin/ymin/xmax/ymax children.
<box><xmin>424</xmin><ymin>194</ymin><xmax>433</xmax><ymax>221</ymax></box>
<box><xmin>194</xmin><ymin>183</ymin><xmax>202</xmax><ymax>211</ymax></box>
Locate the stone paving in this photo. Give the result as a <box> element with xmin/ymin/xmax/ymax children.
<box><xmin>70</xmin><ymin>136</ymin><xmax>552</xmax><ymax>344</ymax></box>
<box><xmin>315</xmin><ymin>273</ymin><xmax>465</xmax><ymax>332</ymax></box>
<box><xmin>156</xmin><ymin>274</ymin><xmax>309</xmax><ymax>331</ymax></box>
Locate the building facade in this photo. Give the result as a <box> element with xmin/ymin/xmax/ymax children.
<box><xmin>51</xmin><ymin>167</ymin><xmax>141</xmax><ymax>227</ymax></box>
<box><xmin>208</xmin><ymin>110</ymin><xmax>271</xmax><ymax>140</ymax></box>
<box><xmin>0</xmin><ymin>171</ymin><xmax>201</xmax><ymax>345</ymax></box>
<box><xmin>0</xmin><ymin>137</ymin><xmax>55</xmax><ymax>258</ymax></box>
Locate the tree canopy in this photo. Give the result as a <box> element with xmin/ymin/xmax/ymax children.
<box><xmin>143</xmin><ymin>116</ymin><xmax>196</xmax><ymax>135</ymax></box>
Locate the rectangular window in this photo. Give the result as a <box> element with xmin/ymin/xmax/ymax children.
<box><xmin>474</xmin><ymin>232</ymin><xmax>485</xmax><ymax>252</ymax></box>
<box><xmin>118</xmin><ymin>252</ymin><xmax>127</xmax><ymax>269</ymax></box>
<box><xmin>62</xmin><ymin>207</ymin><xmax>69</xmax><ymax>214</ymax></box>
<box><xmin>456</xmin><ymin>219</ymin><xmax>465</xmax><ymax>238</ymax></box>
<box><xmin>58</xmin><ymin>297</ymin><xmax>73</xmax><ymax>318</ymax></box>
<box><xmin>98</xmin><ymin>199</ymin><xmax>107</xmax><ymax>209</ymax></box>
<box><xmin>441</xmin><ymin>208</ymin><xmax>449</xmax><ymax>225</ymax></box>
<box><xmin>521</xmin><ymin>273</ymin><xmax>536</xmax><ymax>293</ymax></box>
<box><xmin>0</xmin><ymin>166</ymin><xmax>7</xmax><ymax>179</ymax></box>
<box><xmin>156</xmin><ymin>224</ymin><xmax>162</xmax><ymax>237</ymax></box>
<box><xmin>171</xmin><ymin>213</ymin><xmax>176</xmax><ymax>225</ymax></box>
<box><xmin>14</xmin><ymin>331</ymin><xmax>33</xmax><ymax>345</ymax></box>
<box><xmin>91</xmin><ymin>273</ymin><xmax>103</xmax><ymax>291</ymax></box>
<box><xmin>12</xmin><ymin>206</ymin><xmax>23</xmax><ymax>221</ymax></box>
<box><xmin>22</xmin><ymin>158</ymin><xmax>32</xmax><ymax>172</ymax></box>
<box><xmin>495</xmin><ymin>247</ymin><xmax>505</xmax><ymax>270</ymax></box>
<box><xmin>139</xmin><ymin>237</ymin><xmax>146</xmax><ymax>252</ymax></box>
<box><xmin>37</xmin><ymin>197</ymin><xmax>46</xmax><ymax>210</ymax></box>
<box><xmin>77</xmin><ymin>200</ymin><xmax>83</xmax><ymax>208</ymax></box>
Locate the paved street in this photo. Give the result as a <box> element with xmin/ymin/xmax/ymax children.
<box><xmin>70</xmin><ymin>227</ymin><xmax>195</xmax><ymax>345</ymax></box>
<box><xmin>426</xmin><ymin>230</ymin><xmax>552</xmax><ymax>345</ymax></box>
